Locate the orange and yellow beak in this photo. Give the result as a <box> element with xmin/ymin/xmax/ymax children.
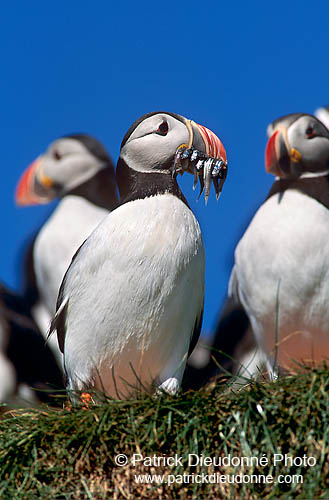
<box><xmin>179</xmin><ymin>119</ymin><xmax>227</xmax><ymax>202</ymax></box>
<box><xmin>265</xmin><ymin>126</ymin><xmax>302</xmax><ymax>178</ymax></box>
<box><xmin>15</xmin><ymin>157</ymin><xmax>55</xmax><ymax>206</ymax></box>
<box><xmin>265</xmin><ymin>129</ymin><xmax>283</xmax><ymax>176</ymax></box>
<box><xmin>193</xmin><ymin>121</ymin><xmax>227</xmax><ymax>165</ymax></box>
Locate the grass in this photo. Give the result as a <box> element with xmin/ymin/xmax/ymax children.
<box><xmin>0</xmin><ymin>366</ymin><xmax>328</xmax><ymax>499</ymax></box>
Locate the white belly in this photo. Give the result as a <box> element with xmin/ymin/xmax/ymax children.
<box><xmin>63</xmin><ymin>194</ymin><xmax>205</xmax><ymax>398</ymax></box>
<box><xmin>233</xmin><ymin>190</ymin><xmax>329</xmax><ymax>370</ymax></box>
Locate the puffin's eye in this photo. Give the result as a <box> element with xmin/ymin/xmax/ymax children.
<box><xmin>306</xmin><ymin>126</ymin><xmax>315</xmax><ymax>138</ymax></box>
<box><xmin>156</xmin><ymin>121</ymin><xmax>169</xmax><ymax>136</ymax></box>
<box><xmin>53</xmin><ymin>150</ymin><xmax>61</xmax><ymax>160</ymax></box>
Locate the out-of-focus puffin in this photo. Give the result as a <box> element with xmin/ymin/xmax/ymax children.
<box><xmin>230</xmin><ymin>112</ymin><xmax>329</xmax><ymax>375</ymax></box>
<box><xmin>16</xmin><ymin>134</ymin><xmax>118</xmax><ymax>316</ymax></box>
<box><xmin>0</xmin><ymin>298</ymin><xmax>16</xmax><ymax>403</ymax></box>
<box><xmin>198</xmin><ymin>106</ymin><xmax>329</xmax><ymax>385</ymax></box>
<box><xmin>314</xmin><ymin>104</ymin><xmax>329</xmax><ymax>131</ymax></box>
<box><xmin>50</xmin><ymin>111</ymin><xmax>227</xmax><ymax>400</ymax></box>
<box><xmin>0</xmin><ymin>283</ymin><xmax>64</xmax><ymax>404</ymax></box>
<box><xmin>15</xmin><ymin>135</ymin><xmax>119</xmax><ymax>364</ymax></box>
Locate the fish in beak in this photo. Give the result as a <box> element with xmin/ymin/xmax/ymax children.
<box><xmin>173</xmin><ymin>119</ymin><xmax>228</xmax><ymax>204</ymax></box>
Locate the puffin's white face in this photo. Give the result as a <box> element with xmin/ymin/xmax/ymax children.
<box><xmin>265</xmin><ymin>113</ymin><xmax>329</xmax><ymax>178</ymax></box>
<box><xmin>121</xmin><ymin>113</ymin><xmax>204</xmax><ymax>174</ymax></box>
<box><xmin>42</xmin><ymin>138</ymin><xmax>106</xmax><ymax>192</ymax></box>
<box><xmin>16</xmin><ymin>135</ymin><xmax>113</xmax><ymax>205</ymax></box>
<box><xmin>119</xmin><ymin>111</ymin><xmax>228</xmax><ymax>201</ymax></box>
<box><xmin>287</xmin><ymin>116</ymin><xmax>329</xmax><ymax>172</ymax></box>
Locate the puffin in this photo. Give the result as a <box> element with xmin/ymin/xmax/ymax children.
<box><xmin>50</xmin><ymin>111</ymin><xmax>227</xmax><ymax>400</ymax></box>
<box><xmin>0</xmin><ymin>283</ymin><xmax>64</xmax><ymax>404</ymax></box>
<box><xmin>0</xmin><ymin>298</ymin><xmax>16</xmax><ymax>403</ymax></box>
<box><xmin>201</xmin><ymin>107</ymin><xmax>329</xmax><ymax>384</ymax></box>
<box><xmin>229</xmin><ymin>112</ymin><xmax>329</xmax><ymax>375</ymax></box>
<box><xmin>314</xmin><ymin>104</ymin><xmax>329</xmax><ymax>131</ymax></box>
<box><xmin>15</xmin><ymin>134</ymin><xmax>119</xmax><ymax>364</ymax></box>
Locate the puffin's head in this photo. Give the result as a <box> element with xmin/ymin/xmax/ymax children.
<box><xmin>265</xmin><ymin>113</ymin><xmax>329</xmax><ymax>179</ymax></box>
<box><xmin>15</xmin><ymin>134</ymin><xmax>115</xmax><ymax>205</ymax></box>
<box><xmin>119</xmin><ymin>111</ymin><xmax>227</xmax><ymax>201</ymax></box>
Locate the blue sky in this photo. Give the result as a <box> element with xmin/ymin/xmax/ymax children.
<box><xmin>1</xmin><ymin>1</ymin><xmax>329</xmax><ymax>334</ymax></box>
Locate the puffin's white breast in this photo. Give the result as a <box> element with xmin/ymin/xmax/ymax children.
<box><xmin>233</xmin><ymin>190</ymin><xmax>329</xmax><ymax>368</ymax></box>
<box><xmin>63</xmin><ymin>193</ymin><xmax>205</xmax><ymax>397</ymax></box>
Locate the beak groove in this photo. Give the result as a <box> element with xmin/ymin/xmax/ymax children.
<box><xmin>193</xmin><ymin>122</ymin><xmax>227</xmax><ymax>163</ymax></box>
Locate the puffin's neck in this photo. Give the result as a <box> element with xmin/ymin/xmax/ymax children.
<box><xmin>116</xmin><ymin>157</ymin><xmax>189</xmax><ymax>207</ymax></box>
<box><xmin>266</xmin><ymin>174</ymin><xmax>329</xmax><ymax>209</ymax></box>
<box><xmin>68</xmin><ymin>167</ymin><xmax>119</xmax><ymax>210</ymax></box>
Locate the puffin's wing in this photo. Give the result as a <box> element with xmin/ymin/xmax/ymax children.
<box><xmin>188</xmin><ymin>309</ymin><xmax>203</xmax><ymax>357</ymax></box>
<box><xmin>50</xmin><ymin>293</ymin><xmax>68</xmax><ymax>354</ymax></box>
<box><xmin>228</xmin><ymin>265</ymin><xmax>241</xmax><ymax>304</ymax></box>
<box><xmin>49</xmin><ymin>240</ymin><xmax>87</xmax><ymax>353</ymax></box>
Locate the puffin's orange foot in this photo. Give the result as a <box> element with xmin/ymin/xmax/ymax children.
<box><xmin>81</xmin><ymin>392</ymin><xmax>93</xmax><ymax>409</ymax></box>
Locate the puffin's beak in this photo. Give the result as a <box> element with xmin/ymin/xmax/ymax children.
<box><xmin>174</xmin><ymin>119</ymin><xmax>227</xmax><ymax>202</ymax></box>
<box><xmin>265</xmin><ymin>130</ymin><xmax>281</xmax><ymax>176</ymax></box>
<box><xmin>191</xmin><ymin>121</ymin><xmax>227</xmax><ymax>202</ymax></box>
<box><xmin>192</xmin><ymin>121</ymin><xmax>227</xmax><ymax>164</ymax></box>
<box><xmin>15</xmin><ymin>157</ymin><xmax>56</xmax><ymax>206</ymax></box>
<box><xmin>265</xmin><ymin>126</ymin><xmax>303</xmax><ymax>178</ymax></box>
<box><xmin>265</xmin><ymin>127</ymin><xmax>290</xmax><ymax>178</ymax></box>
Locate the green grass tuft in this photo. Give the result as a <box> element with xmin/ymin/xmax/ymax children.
<box><xmin>0</xmin><ymin>366</ymin><xmax>328</xmax><ymax>499</ymax></box>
